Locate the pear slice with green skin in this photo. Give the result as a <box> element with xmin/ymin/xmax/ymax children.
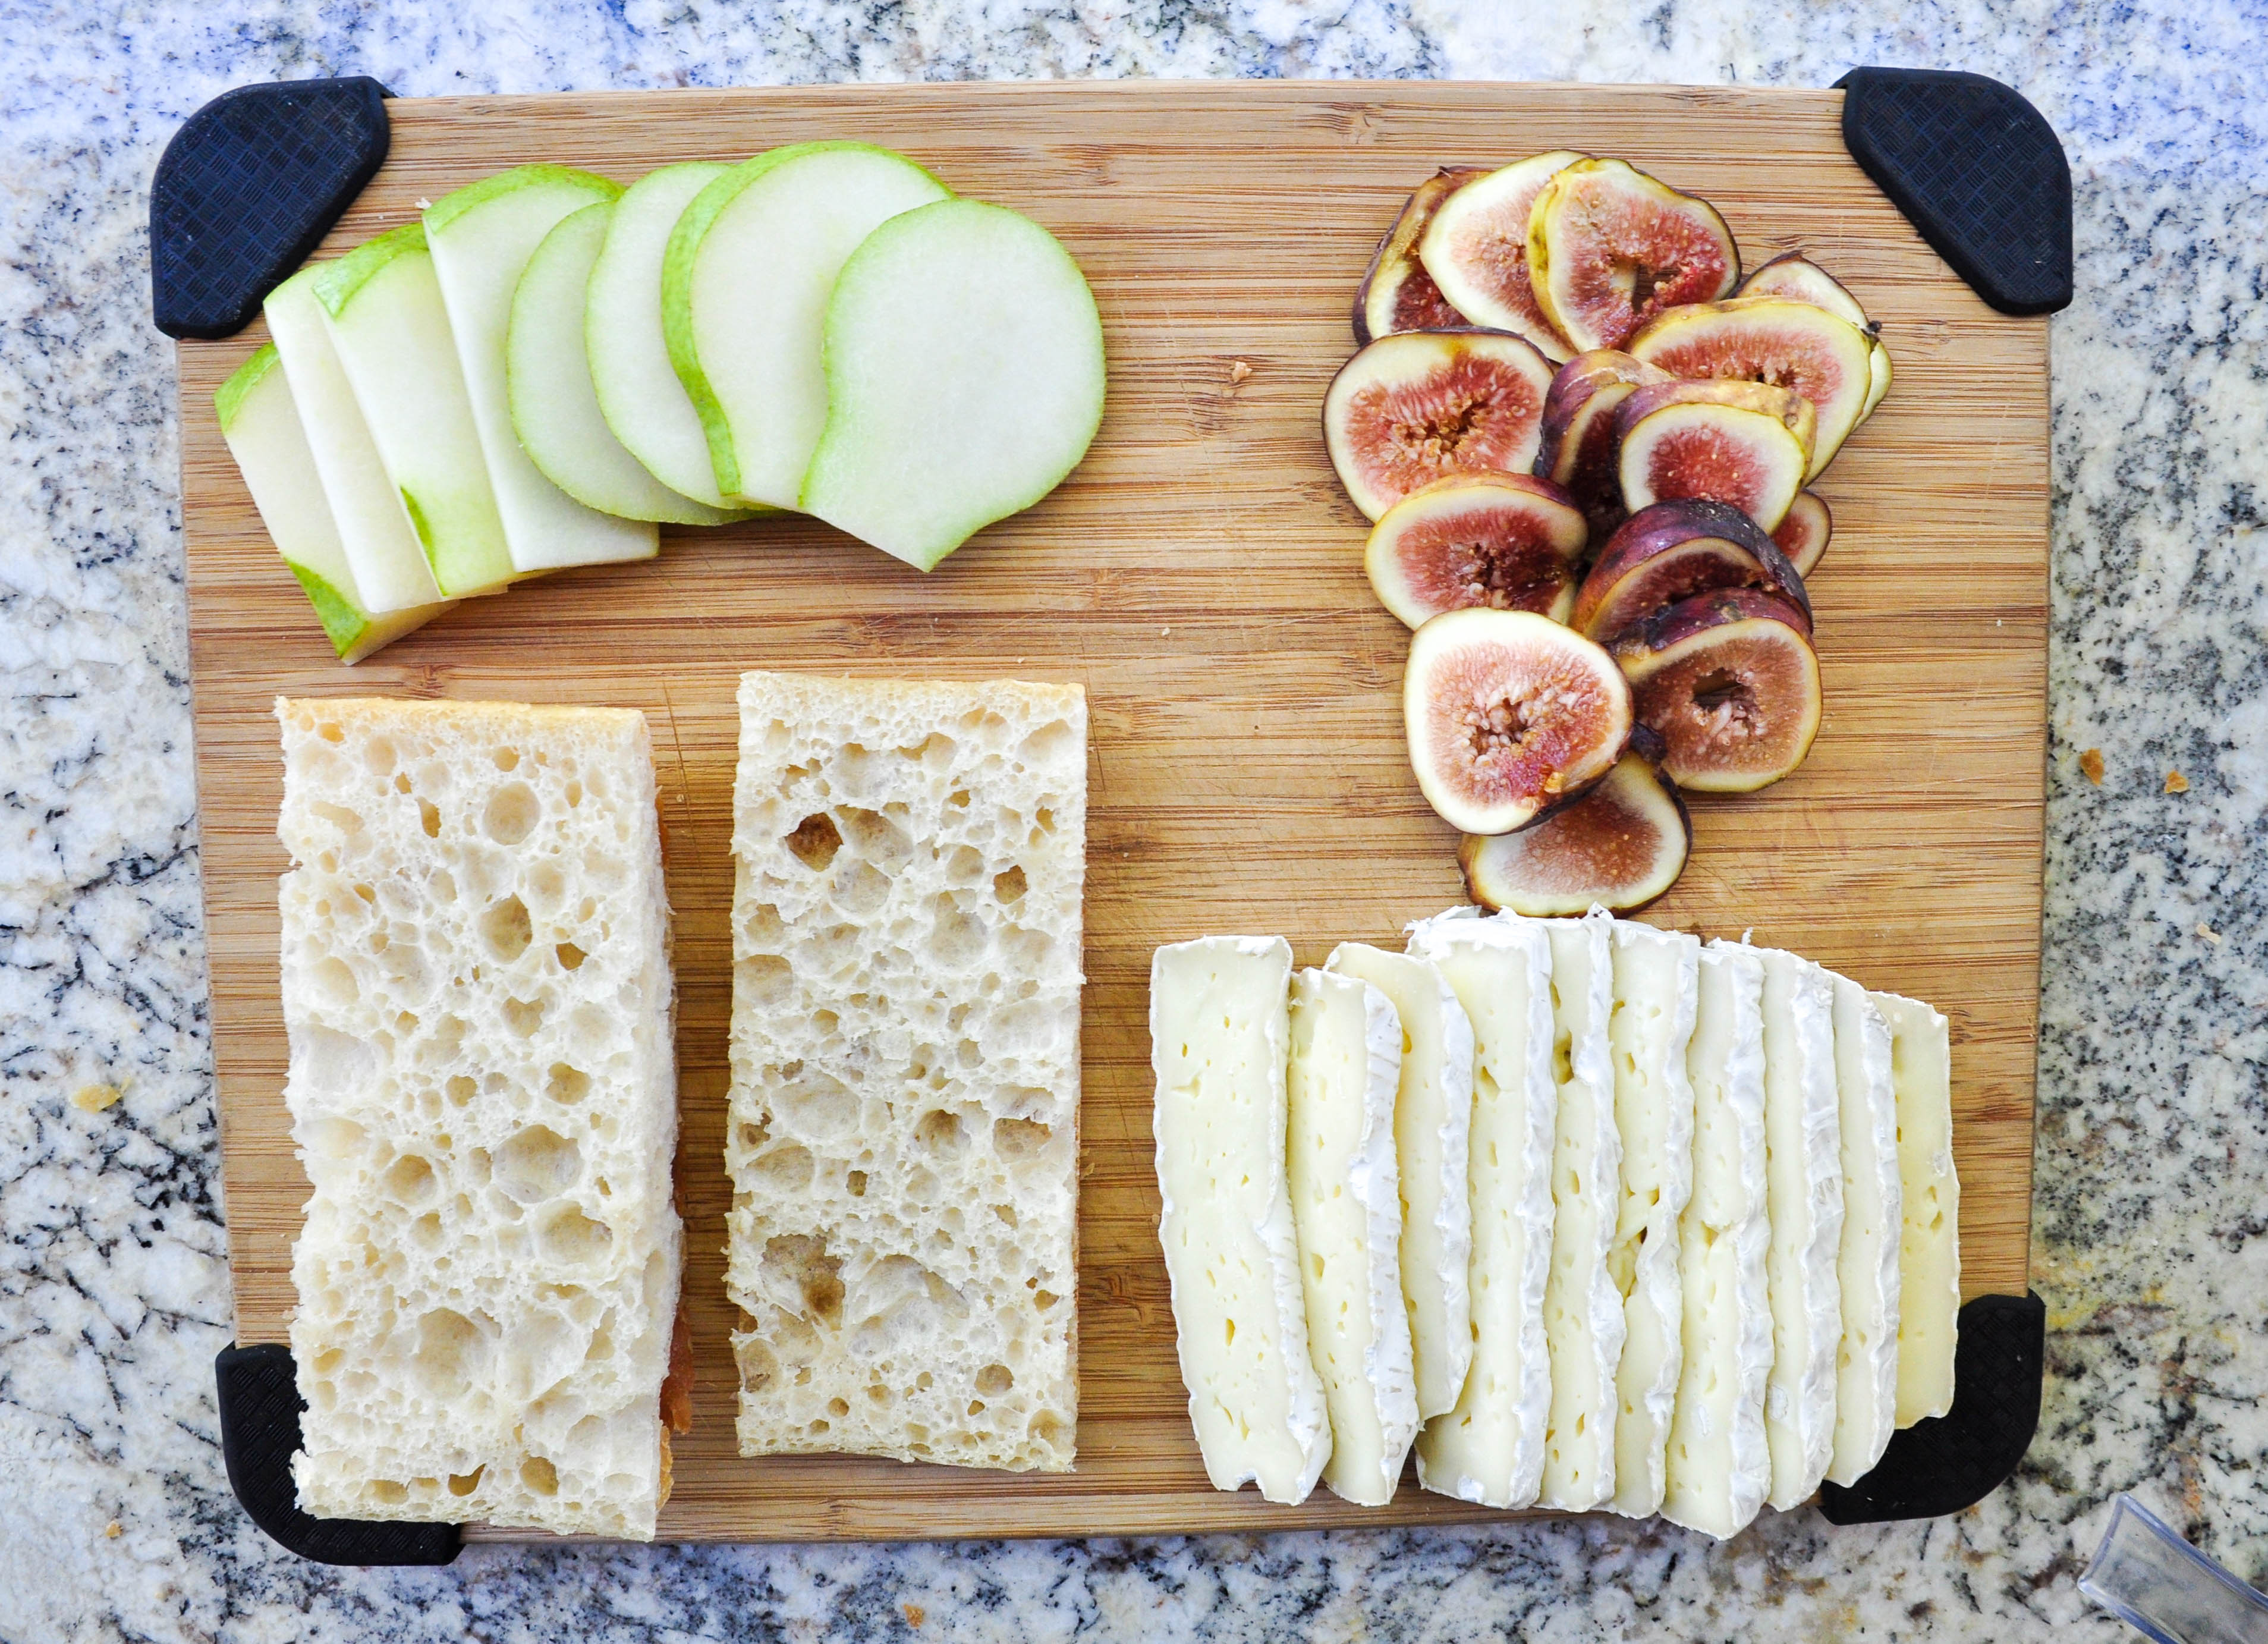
<box><xmin>800</xmin><ymin>199</ymin><xmax>1106</xmax><ymax>572</ymax></box>
<box><xmin>587</xmin><ymin>163</ymin><xmax>761</xmax><ymax>514</ymax></box>
<box><xmin>510</xmin><ymin>202</ymin><xmax>747</xmax><ymax>525</ymax></box>
<box><xmin>425</xmin><ymin>165</ymin><xmax>657</xmax><ymax>571</ymax></box>
<box><xmin>313</xmin><ymin>224</ymin><xmax>514</xmax><ymax>598</ymax></box>
<box><xmin>217</xmin><ymin>344</ymin><xmax>454</xmax><ymax>664</ymax></box>
<box><xmin>662</xmin><ymin>142</ymin><xmax>951</xmax><ymax>508</ymax></box>
<box><xmin>263</xmin><ymin>265</ymin><xmax>445</xmax><ymax>614</ymax></box>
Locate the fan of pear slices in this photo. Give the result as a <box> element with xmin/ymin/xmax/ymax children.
<box><xmin>1323</xmin><ymin>153</ymin><xmax>1895</xmax><ymax>918</ymax></box>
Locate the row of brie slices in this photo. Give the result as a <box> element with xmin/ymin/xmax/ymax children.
<box><xmin>1149</xmin><ymin>905</ymin><xmax>1958</xmax><ymax>1538</ymax></box>
<box><xmin>216</xmin><ymin>147</ymin><xmax>1107</xmax><ymax>664</ymax></box>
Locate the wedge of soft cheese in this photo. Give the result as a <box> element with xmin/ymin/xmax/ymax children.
<box><xmin>1660</xmin><ymin>941</ymin><xmax>1772</xmax><ymax>1539</ymax></box>
<box><xmin>1535</xmin><ymin>909</ymin><xmax>1624</xmax><ymax>1511</ymax></box>
<box><xmin>1826</xmin><ymin>976</ymin><xmax>1903</xmax><ymax>1486</ymax></box>
<box><xmin>1152</xmin><ymin>936</ymin><xmax>1330</xmax><ymax>1503</ymax></box>
<box><xmin>1405</xmin><ymin>910</ymin><xmax>1555</xmax><ymax>1507</ymax></box>
<box><xmin>215</xmin><ymin>345</ymin><xmax>452</xmax><ymax>664</ymax></box>
<box><xmin>1605</xmin><ymin>919</ymin><xmax>1700</xmax><ymax>1519</ymax></box>
<box><xmin>1743</xmin><ymin>941</ymin><xmax>1845</xmax><ymax>1511</ymax></box>
<box><xmin>1288</xmin><ymin>968</ymin><xmax>1418</xmax><ymax>1506</ymax></box>
<box><xmin>1326</xmin><ymin>942</ymin><xmax>1475</xmax><ymax>1420</ymax></box>
<box><xmin>1871</xmin><ymin>989</ymin><xmax>1959</xmax><ymax>1426</ymax></box>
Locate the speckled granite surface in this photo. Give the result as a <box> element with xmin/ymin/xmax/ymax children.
<box><xmin>4</xmin><ymin>2</ymin><xmax>2263</xmax><ymax>1638</ymax></box>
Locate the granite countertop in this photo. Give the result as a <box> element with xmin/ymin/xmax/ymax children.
<box><xmin>4</xmin><ymin>2</ymin><xmax>2263</xmax><ymax>1638</ymax></box>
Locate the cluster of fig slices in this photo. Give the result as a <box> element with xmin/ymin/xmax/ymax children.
<box><xmin>1326</xmin><ymin>153</ymin><xmax>1895</xmax><ymax>915</ymax></box>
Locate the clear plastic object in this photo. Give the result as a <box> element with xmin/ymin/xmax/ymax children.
<box><xmin>2080</xmin><ymin>1494</ymin><xmax>2268</xmax><ymax>1643</ymax></box>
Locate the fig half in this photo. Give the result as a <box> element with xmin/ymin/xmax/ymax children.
<box><xmin>1738</xmin><ymin>252</ymin><xmax>1871</xmax><ymax>329</ymax></box>
<box><xmin>1353</xmin><ymin>167</ymin><xmax>1488</xmax><ymax>345</ymax></box>
<box><xmin>1417</xmin><ymin>150</ymin><xmax>1586</xmax><ymax>362</ymax></box>
<box><xmin>1527</xmin><ymin>159</ymin><xmax>1740</xmax><ymax>353</ymax></box>
<box><xmin>1613</xmin><ymin>588</ymin><xmax>1821</xmax><ymax>793</ymax></box>
<box><xmin>1459</xmin><ymin>751</ymin><xmax>1691</xmax><ymax>915</ymax></box>
<box><xmin>1365</xmin><ymin>473</ymin><xmax>1588</xmax><ymax>630</ymax></box>
<box><xmin>1572</xmin><ymin>498</ymin><xmax>1810</xmax><ymax>642</ymax></box>
<box><xmin>1627</xmin><ymin>297</ymin><xmax>1875</xmax><ymax>481</ymax></box>
<box><xmin>1324</xmin><ymin>329</ymin><xmax>1556</xmax><ymax>521</ymax></box>
<box><xmin>1534</xmin><ymin>349</ymin><xmax>1673</xmax><ymax>537</ymax></box>
<box><xmin>1405</xmin><ymin>607</ymin><xmax>1633</xmax><ymax>835</ymax></box>
<box><xmin>1773</xmin><ymin>490</ymin><xmax>1832</xmax><ymax>577</ymax></box>
<box><xmin>1615</xmin><ymin>379</ymin><xmax>1813</xmax><ymax>533</ymax></box>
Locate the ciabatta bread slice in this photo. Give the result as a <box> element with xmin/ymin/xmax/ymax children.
<box><xmin>276</xmin><ymin>696</ymin><xmax>682</xmax><ymax>1541</ymax></box>
<box><xmin>727</xmin><ymin>672</ymin><xmax>1086</xmax><ymax>1472</ymax></box>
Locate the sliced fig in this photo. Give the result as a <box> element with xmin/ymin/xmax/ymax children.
<box><xmin>1627</xmin><ymin>297</ymin><xmax>1875</xmax><ymax>481</ymax></box>
<box><xmin>1863</xmin><ymin>337</ymin><xmax>1893</xmax><ymax>423</ymax></box>
<box><xmin>1615</xmin><ymin>384</ymin><xmax>1811</xmax><ymax>533</ymax></box>
<box><xmin>1572</xmin><ymin>498</ymin><xmax>1809</xmax><ymax>642</ymax></box>
<box><xmin>1613</xmin><ymin>589</ymin><xmax>1821</xmax><ymax>793</ymax></box>
<box><xmin>1534</xmin><ymin>349</ymin><xmax>1673</xmax><ymax>537</ymax></box>
<box><xmin>1459</xmin><ymin>752</ymin><xmax>1691</xmax><ymax>915</ymax></box>
<box><xmin>1366</xmin><ymin>473</ymin><xmax>1587</xmax><ymax>629</ymax></box>
<box><xmin>1738</xmin><ymin>252</ymin><xmax>1871</xmax><ymax>331</ymax></box>
<box><xmin>1354</xmin><ymin>167</ymin><xmax>1489</xmax><ymax>345</ymax></box>
<box><xmin>1324</xmin><ymin>330</ymin><xmax>1556</xmax><ymax>521</ymax></box>
<box><xmin>1527</xmin><ymin>159</ymin><xmax>1740</xmax><ymax>353</ymax></box>
<box><xmin>1404</xmin><ymin>608</ymin><xmax>1632</xmax><ymax>834</ymax></box>
<box><xmin>1417</xmin><ymin>150</ymin><xmax>1586</xmax><ymax>362</ymax></box>
<box><xmin>1772</xmin><ymin>490</ymin><xmax>1832</xmax><ymax>577</ymax></box>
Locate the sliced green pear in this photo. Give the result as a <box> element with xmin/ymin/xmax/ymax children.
<box><xmin>800</xmin><ymin>198</ymin><xmax>1105</xmax><ymax>571</ymax></box>
<box><xmin>663</xmin><ymin>142</ymin><xmax>950</xmax><ymax>507</ymax></box>
<box><xmin>216</xmin><ymin>345</ymin><xmax>453</xmax><ymax>663</ymax></box>
<box><xmin>262</xmin><ymin>266</ymin><xmax>445</xmax><ymax>614</ymax></box>
<box><xmin>586</xmin><ymin>162</ymin><xmax>758</xmax><ymax>514</ymax></box>
<box><xmin>509</xmin><ymin>202</ymin><xmax>744</xmax><ymax>525</ymax></box>
<box><xmin>425</xmin><ymin>165</ymin><xmax>657</xmax><ymax>570</ymax></box>
<box><xmin>313</xmin><ymin>224</ymin><xmax>514</xmax><ymax>597</ymax></box>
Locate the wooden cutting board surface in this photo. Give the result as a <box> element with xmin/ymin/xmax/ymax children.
<box><xmin>177</xmin><ymin>80</ymin><xmax>2048</xmax><ymax>1542</ymax></box>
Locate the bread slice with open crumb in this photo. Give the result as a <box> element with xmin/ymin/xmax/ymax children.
<box><xmin>276</xmin><ymin>695</ymin><xmax>685</xmax><ymax>1541</ymax></box>
<box><xmin>726</xmin><ymin>671</ymin><xmax>1086</xmax><ymax>1472</ymax></box>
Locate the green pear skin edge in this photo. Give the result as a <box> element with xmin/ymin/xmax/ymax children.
<box><xmin>213</xmin><ymin>341</ymin><xmax>282</xmax><ymax>431</ymax></box>
<box><xmin>312</xmin><ymin>222</ymin><xmax>427</xmax><ymax>317</ymax></box>
<box><xmin>426</xmin><ymin>162</ymin><xmax>622</xmax><ymax>237</ymax></box>
<box><xmin>659</xmin><ymin>141</ymin><xmax>952</xmax><ymax>501</ymax></box>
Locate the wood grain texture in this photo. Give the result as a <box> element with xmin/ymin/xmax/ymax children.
<box><xmin>177</xmin><ymin>80</ymin><xmax>2047</xmax><ymax>1542</ymax></box>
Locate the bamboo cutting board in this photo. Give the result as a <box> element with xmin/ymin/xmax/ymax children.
<box><xmin>178</xmin><ymin>80</ymin><xmax>2048</xmax><ymax>1542</ymax></box>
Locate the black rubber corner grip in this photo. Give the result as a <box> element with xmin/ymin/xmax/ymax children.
<box><xmin>1833</xmin><ymin>68</ymin><xmax>2071</xmax><ymax>316</ymax></box>
<box><xmin>215</xmin><ymin>1342</ymin><xmax>461</xmax><ymax>1566</ymax></box>
<box><xmin>150</xmin><ymin>77</ymin><xmax>392</xmax><ymax>341</ymax></box>
<box><xmin>1818</xmin><ymin>1291</ymin><xmax>2045</xmax><ymax>1524</ymax></box>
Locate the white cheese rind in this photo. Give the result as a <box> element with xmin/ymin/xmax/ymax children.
<box><xmin>1826</xmin><ymin>976</ymin><xmax>1903</xmax><ymax>1486</ymax></box>
<box><xmin>1151</xmin><ymin>936</ymin><xmax>1329</xmax><ymax>1504</ymax></box>
<box><xmin>1661</xmin><ymin>941</ymin><xmax>1772</xmax><ymax>1539</ymax></box>
<box><xmin>1288</xmin><ymin>969</ymin><xmax>1419</xmax><ymax>1505</ymax></box>
<box><xmin>1326</xmin><ymin>944</ymin><xmax>1476</xmax><ymax>1422</ymax></box>
<box><xmin>1534</xmin><ymin>908</ymin><xmax>1624</xmax><ymax>1511</ymax></box>
<box><xmin>1605</xmin><ymin>919</ymin><xmax>1700</xmax><ymax>1519</ymax></box>
<box><xmin>1744</xmin><ymin>942</ymin><xmax>1845</xmax><ymax>1511</ymax></box>
<box><xmin>1405</xmin><ymin>909</ymin><xmax>1556</xmax><ymax>1508</ymax></box>
<box><xmin>1871</xmin><ymin>989</ymin><xmax>1959</xmax><ymax>1426</ymax></box>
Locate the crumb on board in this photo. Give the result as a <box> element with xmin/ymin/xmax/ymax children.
<box><xmin>1229</xmin><ymin>359</ymin><xmax>1251</xmax><ymax>384</ymax></box>
<box><xmin>2165</xmin><ymin>769</ymin><xmax>2189</xmax><ymax>794</ymax></box>
<box><xmin>2080</xmin><ymin>748</ymin><xmax>2105</xmax><ymax>784</ymax></box>
<box><xmin>72</xmin><ymin>1084</ymin><xmax>123</xmax><ymax>1114</ymax></box>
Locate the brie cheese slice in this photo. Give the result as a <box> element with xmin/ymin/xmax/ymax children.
<box><xmin>1288</xmin><ymin>969</ymin><xmax>1418</xmax><ymax>1505</ymax></box>
<box><xmin>1826</xmin><ymin>976</ymin><xmax>1902</xmax><ymax>1486</ymax></box>
<box><xmin>1605</xmin><ymin>919</ymin><xmax>1700</xmax><ymax>1519</ymax></box>
<box><xmin>1871</xmin><ymin>989</ymin><xmax>1959</xmax><ymax>1426</ymax></box>
<box><xmin>1405</xmin><ymin>909</ymin><xmax>1556</xmax><ymax>1508</ymax></box>
<box><xmin>1327</xmin><ymin>943</ymin><xmax>1476</xmax><ymax>1421</ymax></box>
<box><xmin>1150</xmin><ymin>936</ymin><xmax>1329</xmax><ymax>1503</ymax></box>
<box><xmin>1661</xmin><ymin>941</ymin><xmax>1772</xmax><ymax>1539</ymax></box>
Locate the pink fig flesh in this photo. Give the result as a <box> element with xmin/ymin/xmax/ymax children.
<box><xmin>1459</xmin><ymin>752</ymin><xmax>1691</xmax><ymax>915</ymax></box>
<box><xmin>1616</xmin><ymin>398</ymin><xmax>1809</xmax><ymax>532</ymax></box>
<box><xmin>1572</xmin><ymin>498</ymin><xmax>1810</xmax><ymax>642</ymax></box>
<box><xmin>1613</xmin><ymin>589</ymin><xmax>1822</xmax><ymax>792</ymax></box>
<box><xmin>1737</xmin><ymin>252</ymin><xmax>1872</xmax><ymax>331</ymax></box>
<box><xmin>1527</xmin><ymin>159</ymin><xmax>1740</xmax><ymax>353</ymax></box>
<box><xmin>1366</xmin><ymin>473</ymin><xmax>1588</xmax><ymax>630</ymax></box>
<box><xmin>1324</xmin><ymin>329</ymin><xmax>1557</xmax><ymax>521</ymax></box>
<box><xmin>1354</xmin><ymin>167</ymin><xmax>1489</xmax><ymax>345</ymax></box>
<box><xmin>1405</xmin><ymin>607</ymin><xmax>1633</xmax><ymax>834</ymax></box>
<box><xmin>1534</xmin><ymin>349</ymin><xmax>1672</xmax><ymax>537</ymax></box>
<box><xmin>1418</xmin><ymin>150</ymin><xmax>1586</xmax><ymax>361</ymax></box>
<box><xmin>1773</xmin><ymin>490</ymin><xmax>1832</xmax><ymax>577</ymax></box>
<box><xmin>1627</xmin><ymin>297</ymin><xmax>1875</xmax><ymax>480</ymax></box>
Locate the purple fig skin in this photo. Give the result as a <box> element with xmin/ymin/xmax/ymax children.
<box><xmin>1618</xmin><ymin>585</ymin><xmax>1812</xmax><ymax>657</ymax></box>
<box><xmin>1574</xmin><ymin>499</ymin><xmax>1811</xmax><ymax>641</ymax></box>
<box><xmin>1458</xmin><ymin>751</ymin><xmax>1691</xmax><ymax>916</ymax></box>
<box><xmin>1534</xmin><ymin>350</ymin><xmax>1671</xmax><ymax>537</ymax></box>
<box><xmin>1352</xmin><ymin>167</ymin><xmax>1489</xmax><ymax>347</ymax></box>
<box><xmin>1773</xmin><ymin>490</ymin><xmax>1833</xmax><ymax>577</ymax></box>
